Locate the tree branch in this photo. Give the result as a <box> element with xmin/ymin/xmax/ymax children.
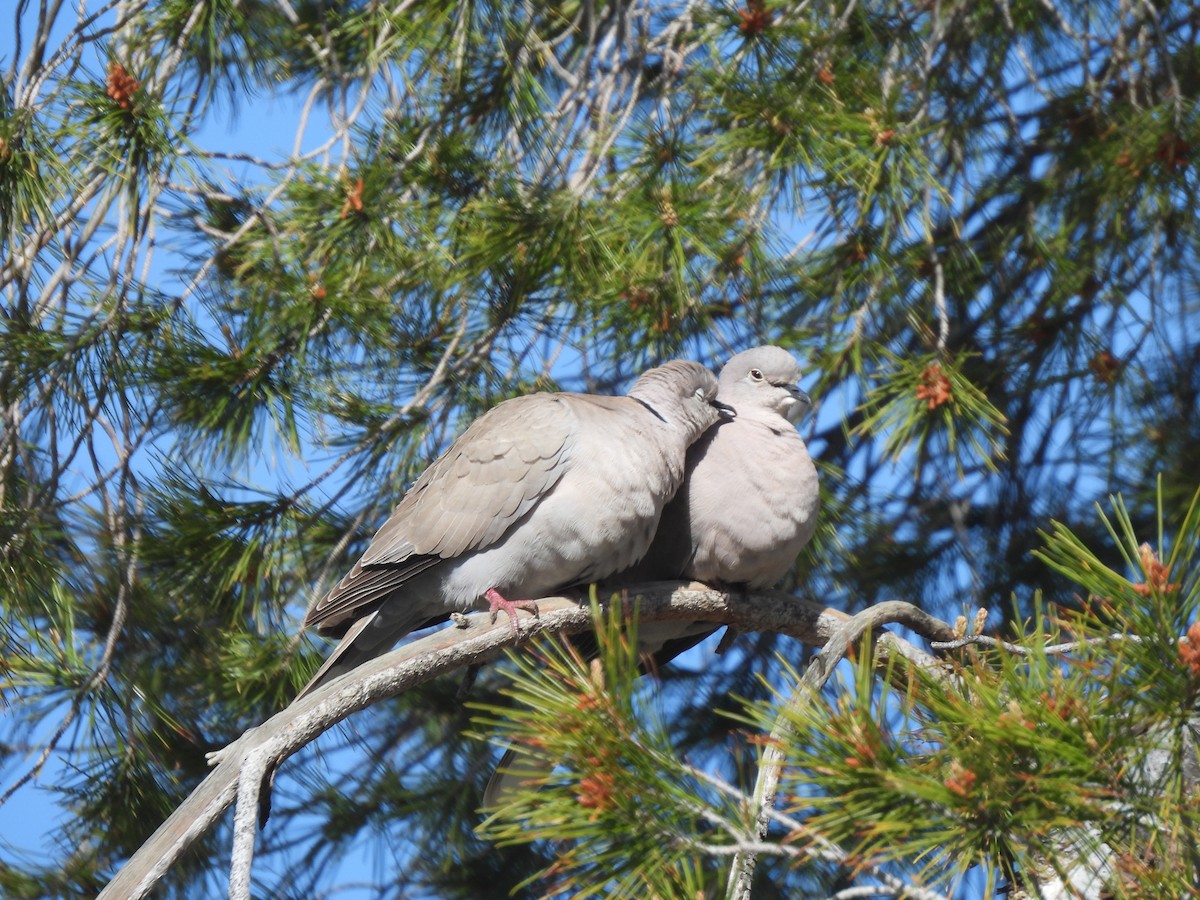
<box><xmin>726</xmin><ymin>601</ymin><xmax>955</xmax><ymax>900</ymax></box>
<box><xmin>99</xmin><ymin>585</ymin><xmax>947</xmax><ymax>900</ymax></box>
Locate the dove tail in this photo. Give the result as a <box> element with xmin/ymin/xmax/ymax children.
<box><xmin>295</xmin><ymin>601</ymin><xmax>447</xmax><ymax>701</ymax></box>
<box><xmin>293</xmin><ymin>611</ymin><xmax>382</xmax><ymax>701</ymax></box>
<box><xmin>482</xmin><ymin>744</ymin><xmax>556</xmax><ymax>809</ymax></box>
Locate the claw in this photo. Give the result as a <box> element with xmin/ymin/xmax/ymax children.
<box><xmin>485</xmin><ymin>587</ymin><xmax>539</xmax><ymax>634</ymax></box>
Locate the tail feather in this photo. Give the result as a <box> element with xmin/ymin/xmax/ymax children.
<box><xmin>482</xmin><ymin>744</ymin><xmax>556</xmax><ymax>809</ymax></box>
<box><xmin>295</xmin><ymin>591</ymin><xmax>458</xmax><ymax>701</ymax></box>
<box><xmin>293</xmin><ymin>610</ymin><xmax>381</xmax><ymax>701</ymax></box>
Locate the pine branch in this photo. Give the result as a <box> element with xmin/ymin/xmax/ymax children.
<box><xmin>98</xmin><ymin>583</ymin><xmax>946</xmax><ymax>899</ymax></box>
<box><xmin>680</xmin><ymin>764</ymin><xmax>952</xmax><ymax>900</ymax></box>
<box><xmin>727</xmin><ymin>601</ymin><xmax>956</xmax><ymax>900</ymax></box>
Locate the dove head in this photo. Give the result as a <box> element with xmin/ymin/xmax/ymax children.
<box><xmin>718</xmin><ymin>345</ymin><xmax>812</xmax><ymax>424</ymax></box>
<box><xmin>628</xmin><ymin>359</ymin><xmax>726</xmax><ymax>440</ymax></box>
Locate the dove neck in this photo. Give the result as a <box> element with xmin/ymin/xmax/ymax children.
<box><xmin>723</xmin><ymin>403</ymin><xmax>796</xmax><ymax>430</ymax></box>
<box><xmin>629</xmin><ymin>397</ymin><xmax>668</xmax><ymax>424</ymax></box>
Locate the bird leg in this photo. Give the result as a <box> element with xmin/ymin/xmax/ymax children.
<box><xmin>485</xmin><ymin>587</ymin><xmax>540</xmax><ymax>634</ymax></box>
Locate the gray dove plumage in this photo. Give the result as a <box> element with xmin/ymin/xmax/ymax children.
<box><xmin>483</xmin><ymin>346</ymin><xmax>819</xmax><ymax>807</ymax></box>
<box><xmin>633</xmin><ymin>344</ymin><xmax>820</xmax><ymax>589</ymax></box>
<box><xmin>295</xmin><ymin>359</ymin><xmax>727</xmax><ymax>700</ymax></box>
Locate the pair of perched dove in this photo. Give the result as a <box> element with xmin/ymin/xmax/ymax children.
<box><xmin>483</xmin><ymin>345</ymin><xmax>821</xmax><ymax>804</ymax></box>
<box><xmin>294</xmin><ymin>346</ymin><xmax>820</xmax><ymax>800</ymax></box>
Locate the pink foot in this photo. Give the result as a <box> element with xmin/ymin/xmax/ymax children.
<box><xmin>486</xmin><ymin>587</ymin><xmax>540</xmax><ymax>634</ymax></box>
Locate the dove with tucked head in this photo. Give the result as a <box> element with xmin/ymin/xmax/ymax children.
<box><xmin>296</xmin><ymin>359</ymin><xmax>729</xmax><ymax>700</ymax></box>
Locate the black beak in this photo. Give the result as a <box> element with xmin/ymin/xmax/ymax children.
<box><xmin>712</xmin><ymin>399</ymin><xmax>736</xmax><ymax>419</ymax></box>
<box><xmin>783</xmin><ymin>384</ymin><xmax>812</xmax><ymax>425</ymax></box>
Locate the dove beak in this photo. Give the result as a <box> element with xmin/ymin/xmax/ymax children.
<box><xmin>712</xmin><ymin>399</ymin><xmax>737</xmax><ymax>419</ymax></box>
<box><xmin>784</xmin><ymin>386</ymin><xmax>812</xmax><ymax>424</ymax></box>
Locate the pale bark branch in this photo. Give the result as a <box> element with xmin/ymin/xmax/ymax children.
<box><xmin>99</xmin><ymin>584</ymin><xmax>945</xmax><ymax>899</ymax></box>
<box><xmin>726</xmin><ymin>601</ymin><xmax>955</xmax><ymax>900</ymax></box>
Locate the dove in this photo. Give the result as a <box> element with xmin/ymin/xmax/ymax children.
<box><xmin>630</xmin><ymin>344</ymin><xmax>820</xmax><ymax>590</ymax></box>
<box><xmin>483</xmin><ymin>346</ymin><xmax>819</xmax><ymax>807</ymax></box>
<box><xmin>295</xmin><ymin>360</ymin><xmax>729</xmax><ymax>701</ymax></box>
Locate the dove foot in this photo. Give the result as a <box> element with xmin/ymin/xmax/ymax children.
<box><xmin>485</xmin><ymin>587</ymin><xmax>539</xmax><ymax>634</ymax></box>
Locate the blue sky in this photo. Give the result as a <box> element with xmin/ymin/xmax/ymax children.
<box><xmin>2</xmin><ymin>4</ymin><xmax>1179</xmax><ymax>897</ymax></box>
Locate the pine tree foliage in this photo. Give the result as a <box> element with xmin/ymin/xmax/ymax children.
<box><xmin>0</xmin><ymin>0</ymin><xmax>1198</xmax><ymax>896</ymax></box>
<box><xmin>483</xmin><ymin>487</ymin><xmax>1200</xmax><ymax>896</ymax></box>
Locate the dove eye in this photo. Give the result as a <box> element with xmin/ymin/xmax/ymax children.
<box><xmin>693</xmin><ymin>387</ymin><xmax>706</xmax><ymax>401</ymax></box>
<box><xmin>749</xmin><ymin>368</ymin><xmax>764</xmax><ymax>381</ymax></box>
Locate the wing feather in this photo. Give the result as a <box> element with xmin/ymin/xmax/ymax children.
<box><xmin>305</xmin><ymin>393</ymin><xmax>575</xmax><ymax>630</ymax></box>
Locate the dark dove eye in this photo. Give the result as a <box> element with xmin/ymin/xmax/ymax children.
<box><xmin>749</xmin><ymin>368</ymin><xmax>764</xmax><ymax>381</ymax></box>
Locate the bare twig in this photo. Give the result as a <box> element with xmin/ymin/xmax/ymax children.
<box><xmin>228</xmin><ymin>746</ymin><xmax>272</xmax><ymax>900</ymax></box>
<box><xmin>931</xmin><ymin>632</ymin><xmax>1145</xmax><ymax>655</ymax></box>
